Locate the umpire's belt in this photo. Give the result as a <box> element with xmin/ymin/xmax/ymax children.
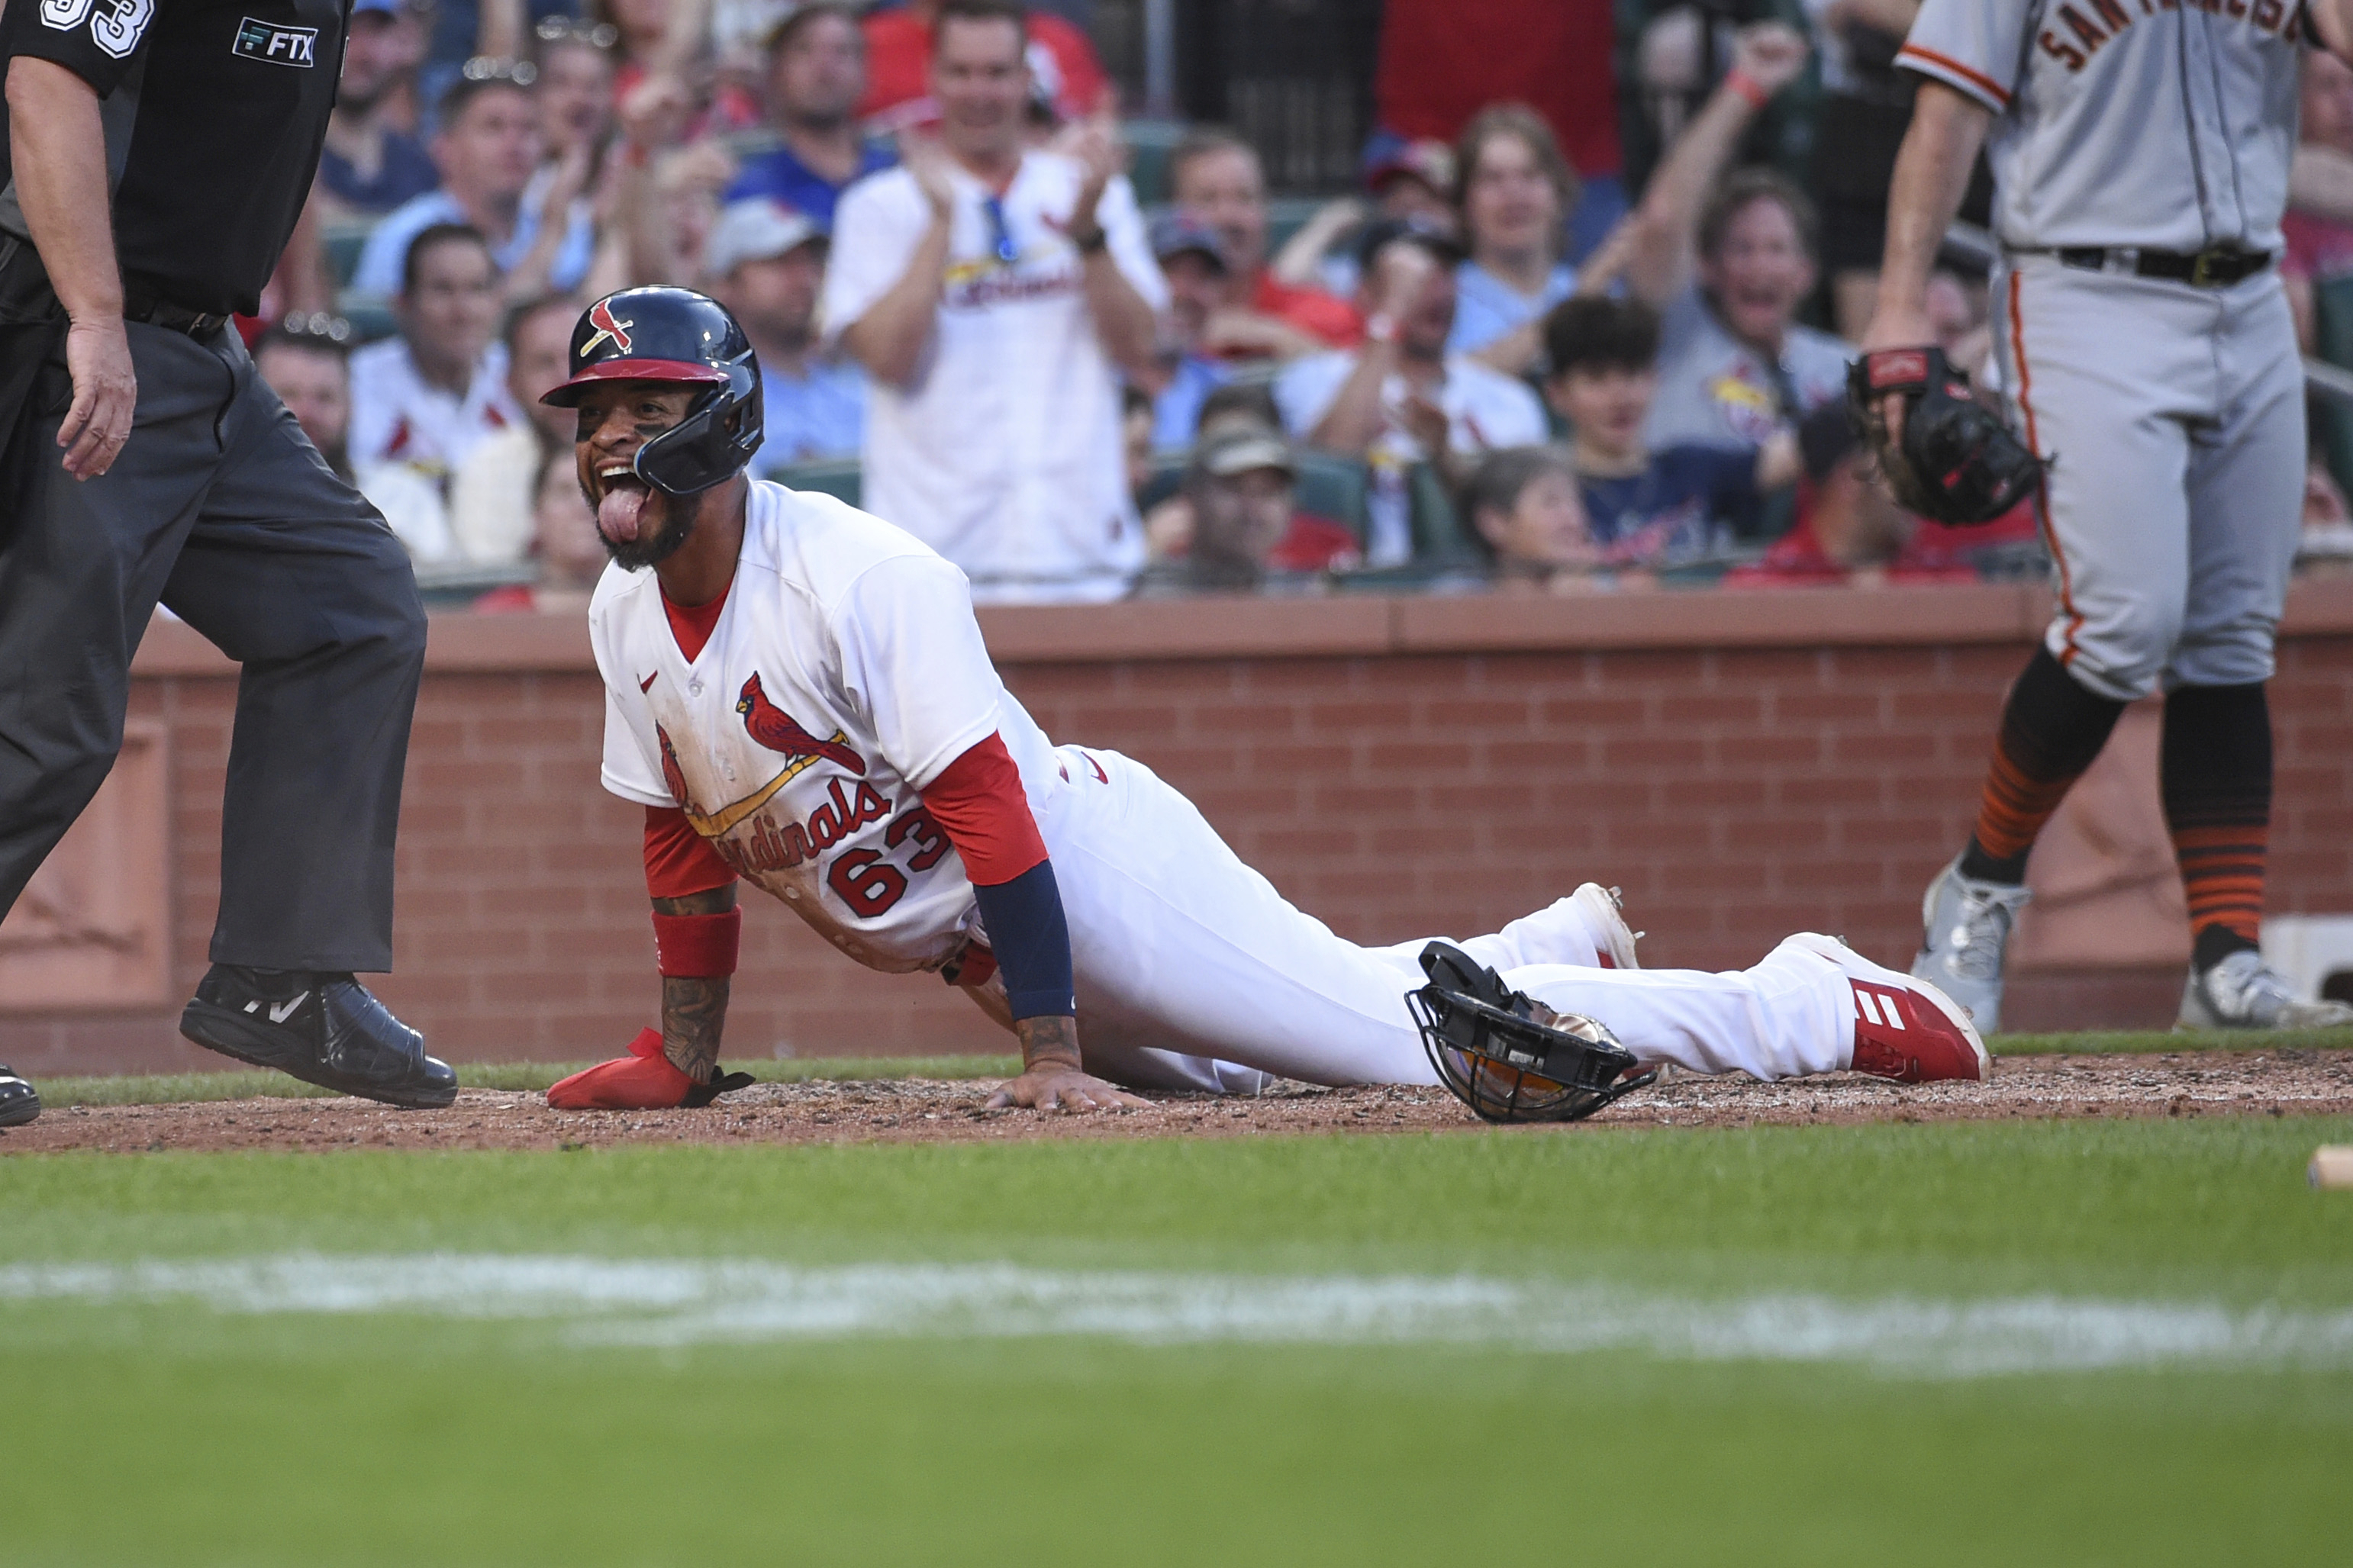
<box><xmin>2048</xmin><ymin>245</ymin><xmax>2273</xmax><ymax>288</ymax></box>
<box><xmin>122</xmin><ymin>282</ymin><xmax>229</xmax><ymax>339</ymax></box>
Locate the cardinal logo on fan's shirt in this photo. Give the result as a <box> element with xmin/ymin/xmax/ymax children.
<box><xmin>580</xmin><ymin>299</ymin><xmax>634</xmax><ymax>357</ymax></box>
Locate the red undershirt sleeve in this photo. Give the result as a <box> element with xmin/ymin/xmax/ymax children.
<box><xmin>643</xmin><ymin>805</ymin><xmax>738</xmax><ymax>900</ymax></box>
<box><xmin>917</xmin><ymin>733</ymin><xmax>1048</xmax><ymax>887</ymax></box>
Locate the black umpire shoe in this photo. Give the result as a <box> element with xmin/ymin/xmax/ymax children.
<box><xmin>0</xmin><ymin>1064</ymin><xmax>38</xmax><ymax>1128</ymax></box>
<box><xmin>179</xmin><ymin>966</ymin><xmax>458</xmax><ymax>1109</ymax></box>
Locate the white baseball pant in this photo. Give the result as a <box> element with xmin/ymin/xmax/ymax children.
<box><xmin>1029</xmin><ymin>746</ymin><xmax>1861</xmax><ymax>1093</ymax></box>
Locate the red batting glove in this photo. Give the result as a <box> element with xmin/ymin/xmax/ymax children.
<box><xmin>548</xmin><ymin>1028</ymin><xmax>698</xmax><ymax>1110</ymax></box>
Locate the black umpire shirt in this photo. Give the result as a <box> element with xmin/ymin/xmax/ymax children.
<box><xmin>0</xmin><ymin>0</ymin><xmax>348</xmax><ymax>318</ymax></box>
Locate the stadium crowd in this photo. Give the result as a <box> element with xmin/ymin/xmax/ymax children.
<box><xmin>243</xmin><ymin>0</ymin><xmax>2353</xmax><ymax>605</ymax></box>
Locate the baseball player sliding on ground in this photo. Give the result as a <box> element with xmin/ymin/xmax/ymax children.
<box><xmin>542</xmin><ymin>288</ymin><xmax>1986</xmax><ymax>1116</ymax></box>
<box><xmin>1860</xmin><ymin>0</ymin><xmax>2353</xmax><ymax>1034</ymax></box>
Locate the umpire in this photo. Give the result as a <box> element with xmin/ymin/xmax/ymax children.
<box><xmin>0</xmin><ymin>0</ymin><xmax>455</xmax><ymax>1127</ymax></box>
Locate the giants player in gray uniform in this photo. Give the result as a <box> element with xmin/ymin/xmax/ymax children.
<box><xmin>1863</xmin><ymin>0</ymin><xmax>2353</xmax><ymax>1032</ymax></box>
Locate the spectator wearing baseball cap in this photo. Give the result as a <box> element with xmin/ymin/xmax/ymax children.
<box><xmin>726</xmin><ymin>2</ymin><xmax>898</xmax><ymax>232</ymax></box>
<box><xmin>1274</xmin><ymin>219</ymin><xmax>1546</xmax><ymax>566</ymax></box>
<box><xmin>704</xmin><ymin>199</ymin><xmax>866</xmax><ymax>472</ymax></box>
<box><xmin>1268</xmin><ymin>134</ymin><xmax>1460</xmax><ymax>304</ymax></box>
<box><xmin>316</xmin><ymin>0</ymin><xmax>440</xmax><ymax>217</ymax></box>
<box><xmin>1142</xmin><ymin>211</ymin><xmax>1238</xmax><ymax>450</ymax></box>
<box><xmin>1170</xmin><ymin>127</ymin><xmax>1364</xmax><ymax>359</ymax></box>
<box><xmin>1132</xmin><ymin>423</ymin><xmax>1359</xmax><ymax>596</ymax></box>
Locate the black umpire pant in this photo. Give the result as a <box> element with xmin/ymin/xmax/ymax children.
<box><xmin>0</xmin><ymin>251</ymin><xmax>426</xmax><ymax>975</ymax></box>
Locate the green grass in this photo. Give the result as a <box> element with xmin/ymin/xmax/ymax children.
<box><xmin>33</xmin><ymin>1054</ymin><xmax>1024</xmax><ymax>1107</ymax></box>
<box><xmin>4</xmin><ymin>1119</ymin><xmax>2351</xmax><ymax>1565</ymax></box>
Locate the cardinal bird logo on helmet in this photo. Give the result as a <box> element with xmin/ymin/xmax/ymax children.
<box><xmin>737</xmin><ymin>674</ymin><xmax>866</xmax><ymax>774</ymax></box>
<box><xmin>579</xmin><ymin>298</ymin><xmax>634</xmax><ymax>357</ymax></box>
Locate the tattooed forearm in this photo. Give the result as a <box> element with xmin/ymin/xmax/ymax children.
<box><xmin>1015</xmin><ymin>1013</ymin><xmax>1081</xmax><ymax>1073</ymax></box>
<box><xmin>653</xmin><ymin>886</ymin><xmax>735</xmax><ymax>1080</ymax></box>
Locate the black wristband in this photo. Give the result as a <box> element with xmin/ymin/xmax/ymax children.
<box><xmin>1072</xmin><ymin>225</ymin><xmax>1109</xmax><ymax>255</ymax></box>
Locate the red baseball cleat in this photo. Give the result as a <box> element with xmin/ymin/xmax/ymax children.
<box><xmin>1789</xmin><ymin>934</ymin><xmax>1990</xmax><ymax>1083</ymax></box>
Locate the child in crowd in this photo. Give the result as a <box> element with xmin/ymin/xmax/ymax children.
<box><xmin>1461</xmin><ymin>445</ymin><xmax>1607</xmax><ymax>588</ymax></box>
<box><xmin>1540</xmin><ymin>295</ymin><xmax>1799</xmax><ymax>566</ymax></box>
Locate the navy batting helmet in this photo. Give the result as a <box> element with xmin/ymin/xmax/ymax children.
<box><xmin>541</xmin><ymin>287</ymin><xmax>763</xmax><ymax>495</ymax></box>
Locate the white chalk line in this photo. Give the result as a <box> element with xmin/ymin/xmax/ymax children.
<box><xmin>2</xmin><ymin>1254</ymin><xmax>2348</xmax><ymax>1376</ymax></box>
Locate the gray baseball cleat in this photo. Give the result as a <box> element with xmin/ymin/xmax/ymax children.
<box><xmin>2177</xmin><ymin>949</ymin><xmax>2353</xmax><ymax>1030</ymax></box>
<box><xmin>1910</xmin><ymin>856</ymin><xmax>2033</xmax><ymax>1035</ymax></box>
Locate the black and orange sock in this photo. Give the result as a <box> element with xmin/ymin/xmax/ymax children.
<box><xmin>1958</xmin><ymin>646</ymin><xmax>2129</xmax><ymax>885</ymax></box>
<box><xmin>2161</xmin><ymin>682</ymin><xmax>2271</xmax><ymax>972</ymax></box>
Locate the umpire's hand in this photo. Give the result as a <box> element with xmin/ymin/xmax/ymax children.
<box><xmin>59</xmin><ymin>314</ymin><xmax>135</xmax><ymax>480</ymax></box>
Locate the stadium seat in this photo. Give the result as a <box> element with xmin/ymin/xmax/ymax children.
<box><xmin>320</xmin><ymin>217</ymin><xmax>376</xmax><ymax>290</ymax></box>
<box><xmin>1292</xmin><ymin>450</ymin><xmax>1370</xmax><ymax>542</ymax></box>
<box><xmin>1406</xmin><ymin>462</ymin><xmax>1479</xmax><ymax>563</ymax></box>
<box><xmin>773</xmin><ymin>456</ymin><xmax>862</xmax><ymax>507</ymax></box>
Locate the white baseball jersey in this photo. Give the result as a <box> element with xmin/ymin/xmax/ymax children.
<box><xmin>347</xmin><ymin>337</ymin><xmax>525</xmax><ymax>478</ymax></box>
<box><xmin>590</xmin><ymin>481</ymin><xmax>1062</xmax><ymax>972</ymax></box>
<box><xmin>820</xmin><ymin>154</ymin><xmax>1166</xmax><ymax>601</ymax></box>
<box><xmin>1898</xmin><ymin>0</ymin><xmax>2302</xmax><ymax>252</ymax></box>
<box><xmin>589</xmin><ymin>479</ymin><xmax>1886</xmax><ymax>1095</ymax></box>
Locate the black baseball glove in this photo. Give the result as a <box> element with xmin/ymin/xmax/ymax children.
<box><xmin>1847</xmin><ymin>346</ymin><xmax>2046</xmax><ymax>526</ymax></box>
<box><xmin>1406</xmin><ymin>942</ymin><xmax>1655</xmax><ymax>1125</ymax></box>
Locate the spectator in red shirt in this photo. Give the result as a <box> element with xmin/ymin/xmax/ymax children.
<box><xmin>1726</xmin><ymin>407</ymin><xmax>2032</xmax><ymax>588</ymax></box>
<box><xmin>857</xmin><ymin>0</ymin><xmax>1108</xmax><ymax>131</ymax></box>
<box><xmin>1171</xmin><ymin>127</ymin><xmax>1365</xmax><ymax>359</ymax></box>
<box><xmin>2284</xmin><ymin>49</ymin><xmax>2353</xmax><ymax>353</ymax></box>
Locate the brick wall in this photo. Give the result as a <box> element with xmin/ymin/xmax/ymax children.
<box><xmin>8</xmin><ymin>583</ymin><xmax>2351</xmax><ymax>1076</ymax></box>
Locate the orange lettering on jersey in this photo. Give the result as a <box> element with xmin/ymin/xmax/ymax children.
<box><xmin>2089</xmin><ymin>0</ymin><xmax>2133</xmax><ymax>33</ymax></box>
<box><xmin>2039</xmin><ymin>28</ymin><xmax>2088</xmax><ymax>68</ymax></box>
<box><xmin>2057</xmin><ymin>5</ymin><xmax>2108</xmax><ymax>49</ymax></box>
<box><xmin>2253</xmin><ymin>0</ymin><xmax>2283</xmax><ymax>28</ymax></box>
<box><xmin>2226</xmin><ymin>0</ymin><xmax>2248</xmax><ymax>18</ymax></box>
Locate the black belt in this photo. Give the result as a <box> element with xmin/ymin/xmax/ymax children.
<box><xmin>2052</xmin><ymin>246</ymin><xmax>2272</xmax><ymax>287</ymax></box>
<box><xmin>122</xmin><ymin>288</ymin><xmax>229</xmax><ymax>339</ymax></box>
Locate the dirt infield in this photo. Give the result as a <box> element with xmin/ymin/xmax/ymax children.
<box><xmin>4</xmin><ymin>1050</ymin><xmax>2349</xmax><ymax>1153</ymax></box>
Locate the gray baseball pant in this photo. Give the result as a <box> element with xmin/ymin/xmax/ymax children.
<box><xmin>0</xmin><ymin>300</ymin><xmax>425</xmax><ymax>974</ymax></box>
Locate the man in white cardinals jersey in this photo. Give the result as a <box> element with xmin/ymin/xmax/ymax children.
<box><xmin>1861</xmin><ymin>0</ymin><xmax>2353</xmax><ymax>1035</ymax></box>
<box><xmin>540</xmin><ymin>287</ymin><xmax>1989</xmax><ymax>1116</ymax></box>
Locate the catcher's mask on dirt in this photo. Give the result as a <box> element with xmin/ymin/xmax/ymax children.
<box><xmin>1407</xmin><ymin>942</ymin><xmax>1655</xmax><ymax>1125</ymax></box>
<box><xmin>540</xmin><ymin>286</ymin><xmax>764</xmax><ymax>496</ymax></box>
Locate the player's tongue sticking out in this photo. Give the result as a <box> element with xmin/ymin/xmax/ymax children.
<box><xmin>599</xmin><ymin>476</ymin><xmax>649</xmax><ymax>543</ymax></box>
